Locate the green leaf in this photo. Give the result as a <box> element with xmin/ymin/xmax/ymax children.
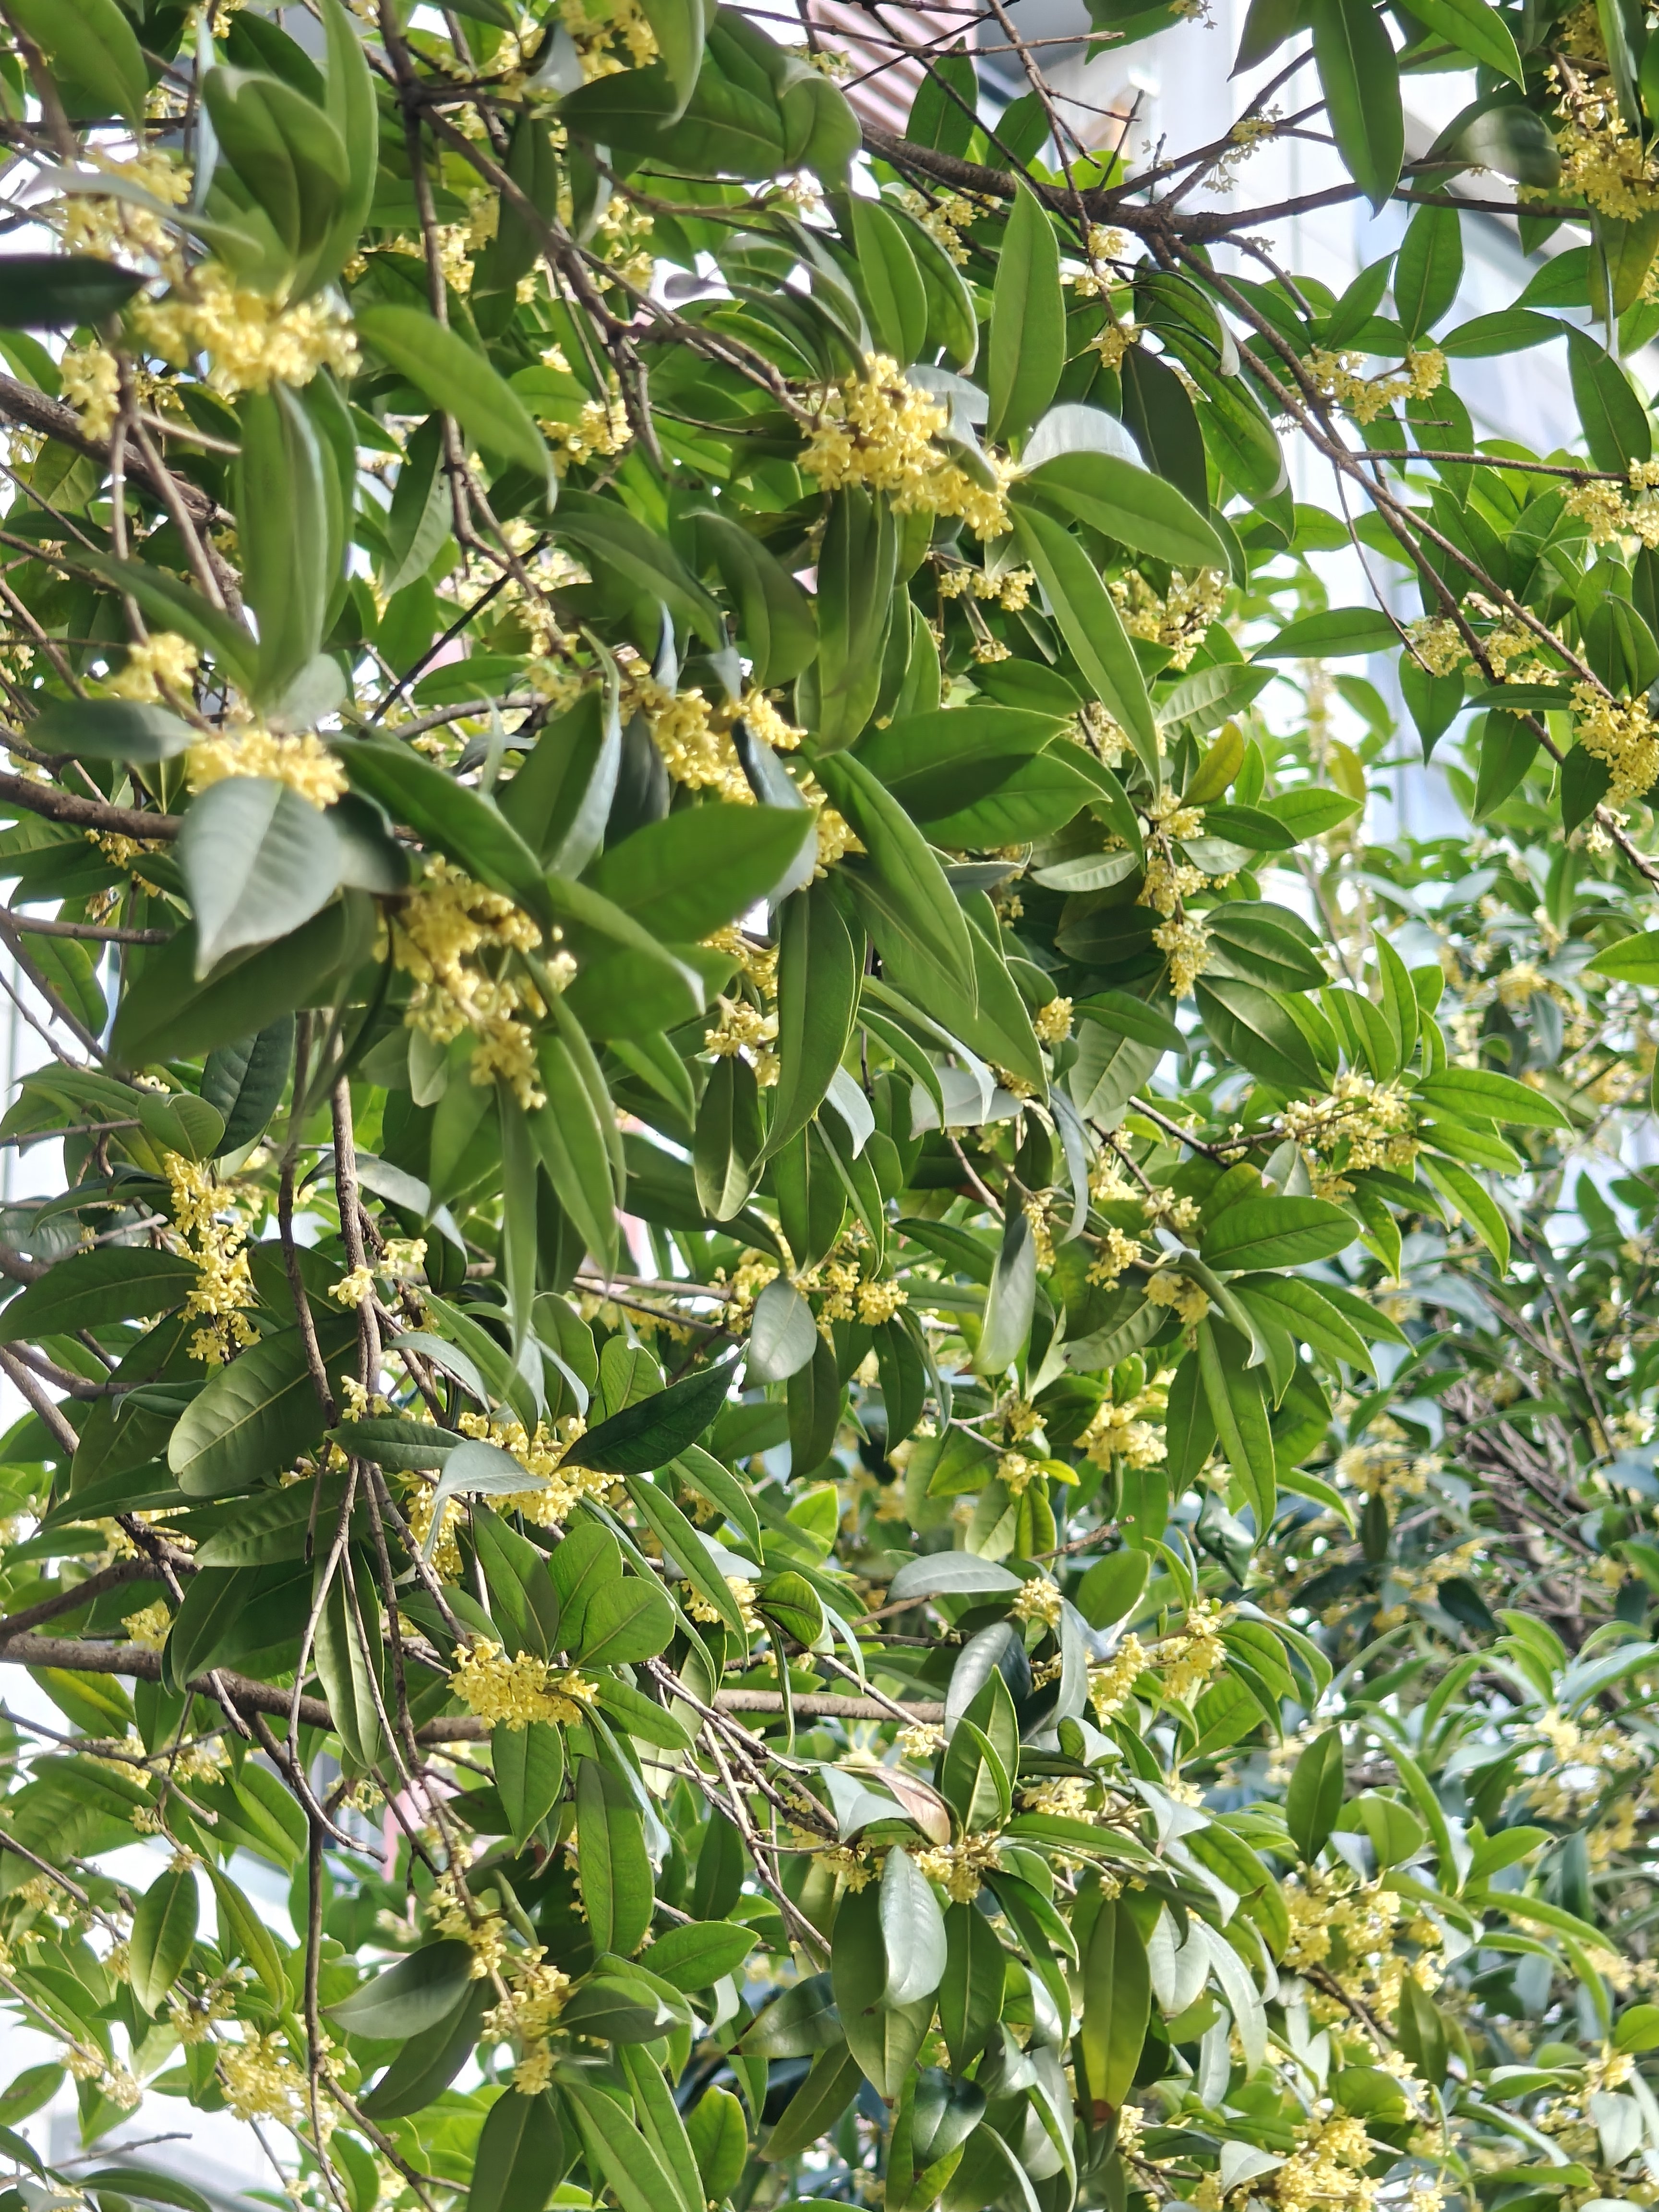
<box><xmin>976</xmin><ymin>1203</ymin><xmax>1037</xmax><ymax>1375</ymax></box>
<box><xmin>530</xmin><ymin>1033</ymin><xmax>621</xmax><ymax>1277</ymax></box>
<box><xmin>471</xmin><ymin>2091</ymin><xmax>565</xmax><ymax>2212</ymax></box>
<box><xmin>761</xmin><ymin>2048</ymin><xmax>864</xmax><ymax>2161</ymax></box>
<box><xmin>555</xmin><ymin>488</ymin><xmax>724</xmax><ymax>648</ymax></box>
<box><xmin>765</xmin><ymin>882</ymin><xmax>858</xmax><ymax>1160</ymax></box>
<box><xmin>1010</xmin><ymin>503</ymin><xmax>1160</xmax><ymax>778</ymax></box>
<box><xmin>1439</xmin><ymin>307</ymin><xmax>1561</xmax><ymax>356</ymax></box>
<box><xmin>1311</xmin><ymin>0</ymin><xmax>1404</xmax><ymax>207</ymax></box>
<box><xmin>313</xmin><ymin>1563</ymin><xmax>387</xmax><ymax>1771</ymax></box>
<box><xmin>687</xmin><ymin>2086</ymin><xmax>749</xmax><ymax>2203</ymax></box>
<box><xmin>1254</xmin><ymin>606</ymin><xmax>1398</xmax><ymax>658</ymax></box>
<box><xmin>1589</xmin><ymin>929</ymin><xmax>1659</xmax><ymax>982</ymax></box>
<box><xmin>1079</xmin><ymin>1898</ymin><xmax>1150</xmax><ymax>2118</ymax></box>
<box><xmin>356</xmin><ymin>304</ymin><xmax>553</xmax><ymax>485</ymax></box>
<box><xmin>577</xmin><ymin>1756</ymin><xmax>654</xmax><ymax>1958</ymax></box>
<box><xmin>748</xmin><ymin>1275</ymin><xmax>818</xmax><ymax>1384</ymax></box>
<box><xmin>562</xmin><ymin>2079</ymin><xmax>685</xmax><ymax>2212</ymax></box>
<box><xmin>1394</xmin><ymin>203</ymin><xmax>1464</xmax><ymax>335</ymax></box>
<box><xmin>576</xmin><ymin>1575</ymin><xmax>677</xmax><ymax>1666</ymax></box>
<box><xmin>694</xmin><ymin>508</ymin><xmax>817</xmax><ymax>686</ymax></box>
<box><xmin>808</xmin><ymin>488</ymin><xmax>899</xmax><ymax>751</ymax></box>
<box><xmin>237</xmin><ymin>384</ymin><xmax>331</xmax><ymax>703</ymax></box>
<box><xmin>1414</xmin><ymin>1066</ymin><xmax>1569</xmax><ymax>1128</ymax></box>
<box><xmin>988</xmin><ymin>182</ymin><xmax>1065</xmax><ymax>447</ymax></box>
<box><xmin>590</xmin><ymin>804</ymin><xmax>811</xmax><ymax>942</ymax></box>
<box><xmin>1568</xmin><ymin>326</ymin><xmax>1652</xmax><ymax>469</ymax></box>
<box><xmin>129</xmin><ymin>1869</ymin><xmax>198</xmax><ymax>2015</ymax></box>
<box><xmin>178</xmin><ymin>778</ymin><xmax>344</xmax><ymax>976</ymax></box>
<box><xmin>1227</xmin><ymin>1274</ymin><xmax>1374</xmax><ymax>1372</ymax></box>
<box><xmin>0</xmin><ymin>253</ymin><xmax>146</xmax><ymax>328</ymax></box>
<box><xmin>812</xmin><ymin>750</ymin><xmax>978</xmax><ymax>1002</ymax></box>
<box><xmin>1200</xmin><ymin>1194</ymin><xmax>1357</xmax><ymax>1270</ymax></box>
<box><xmin>1286</xmin><ymin>1728</ymin><xmax>1345</xmax><ymax>1860</ymax></box>
<box><xmin>1197</xmin><ymin>1318</ymin><xmax>1276</xmax><ymax>1535</ymax></box>
<box><xmin>0</xmin><ymin>1249</ymin><xmax>199</xmax><ymax>1343</ymax></box>
<box><xmin>849</xmin><ymin>195</ymin><xmax>928</xmax><ymax>365</ymax></box>
<box><xmin>207</xmin><ymin>1864</ymin><xmax>288</xmax><ymax>2008</ymax></box>
<box><xmin>7</xmin><ymin>0</ymin><xmax>146</xmax><ymax>123</ymax></box>
<box><xmin>75</xmin><ymin>554</ymin><xmax>258</xmax><ymax>691</ymax></box>
<box><xmin>337</xmin><ymin>739</ymin><xmax>549</xmax><ymax>921</ymax></box>
<box><xmin>326</xmin><ymin>1940</ymin><xmax>474</xmax><ymax>2039</ymax></box>
<box><xmin>1194</xmin><ymin>976</ymin><xmax>1321</xmax><ymax>1088</ymax></box>
<box><xmin>646</xmin><ymin>1920</ymin><xmax>758</xmax><ymax>1992</ymax></box>
<box><xmin>1419</xmin><ymin>1154</ymin><xmax>1511</xmax><ymax>1269</ymax></box>
<box><xmin>1022</xmin><ymin>447</ymin><xmax>1229</xmax><ymax>569</ymax></box>
<box><xmin>492</xmin><ymin>1720</ymin><xmax>565</xmax><ymax>1850</ymax></box>
<box><xmin>881</xmin><ymin>1842</ymin><xmax>948</xmax><ymax>2004</ymax></box>
<box><xmin>167</xmin><ymin>1319</ymin><xmax>350</xmax><ymax>1497</ymax></box>
<box><xmin>1405</xmin><ymin>0</ymin><xmax>1522</xmax><ymax>79</ymax></box>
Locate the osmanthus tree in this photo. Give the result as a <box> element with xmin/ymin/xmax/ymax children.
<box><xmin>9</xmin><ymin>0</ymin><xmax>1659</xmax><ymax>2210</ymax></box>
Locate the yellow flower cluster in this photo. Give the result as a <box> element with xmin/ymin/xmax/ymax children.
<box><xmin>541</xmin><ymin>387</ymin><xmax>632</xmax><ymax>471</ymax></box>
<box><xmin>1112</xmin><ymin>569</ymin><xmax>1228</xmax><ymax>668</ymax></box>
<box><xmin>558</xmin><ymin>0</ymin><xmax>658</xmax><ymax>77</ymax></box>
<box><xmin>686</xmin><ymin>1574</ymin><xmax>762</xmax><ymax>1632</ymax></box>
<box><xmin>135</xmin><ymin>263</ymin><xmax>358</xmax><ymax>397</ymax></box>
<box><xmin>1274</xmin><ymin>2112</ymin><xmax>1380</xmax><ymax>2212</ymax></box>
<box><xmin>1010</xmin><ymin>1574</ymin><xmax>1063</xmax><ymax>1627</ymax></box>
<box><xmin>1334</xmin><ymin>1424</ymin><xmax>1437</xmax><ymax>1505</ymax></box>
<box><xmin>427</xmin><ymin>1872</ymin><xmax>507</xmax><ymax>1977</ymax></box>
<box><xmin>187</xmin><ymin>723</ymin><xmax>348</xmax><ymax>810</ymax></box>
<box><xmin>895</xmin><ymin>187</ymin><xmax>978</xmax><ymax>265</ymax></box>
<box><xmin>1088</xmin><ymin>1223</ymin><xmax>1145</xmax><ymax>1290</ymax></box>
<box><xmin>165</xmin><ymin>1151</ymin><xmax>257</xmax><ymax>1365</ymax></box>
<box><xmin>623</xmin><ymin>676</ymin><xmax>801</xmax><ymax>808</ymax></box>
<box><xmin>452</xmin><ymin>1639</ymin><xmax>597</xmax><ymax>1730</ymax></box>
<box><xmin>60</xmin><ymin>150</ymin><xmax>190</xmax><ymax>271</ymax></box>
<box><xmin>220</xmin><ymin>2029</ymin><xmax>304</xmax><ymax>2125</ymax></box>
<box><xmin>1551</xmin><ymin>66</ymin><xmax>1659</xmax><ymax>219</ymax></box>
<box><xmin>1405</xmin><ymin>615</ymin><xmax>1469</xmax><ymax>677</ymax></box>
<box><xmin>913</xmin><ymin>1833</ymin><xmax>1003</xmax><ymax>1903</ymax></box>
<box><xmin>1144</xmin><ymin>1266</ymin><xmax>1211</xmax><ymax>1325</ymax></box>
<box><xmin>483</xmin><ymin>1944</ymin><xmax>573</xmax><ymax>2077</ymax></box>
<box><xmin>1307</xmin><ymin>346</ymin><xmax>1446</xmax><ymax>424</ymax></box>
<box><xmin>390</xmin><ymin>856</ymin><xmax>547</xmax><ymax>1108</ymax></box>
<box><xmin>122</xmin><ymin>1601</ymin><xmax>172</xmax><ymax>1651</ymax></box>
<box><xmin>1033</xmin><ymin>996</ymin><xmax>1073</xmax><ymax>1045</ymax></box>
<box><xmin>60</xmin><ymin>343</ymin><xmax>121</xmax><ymax>442</ymax></box>
<box><xmin>452</xmin><ymin>1408</ymin><xmax>607</xmax><ymax>1532</ymax></box>
<box><xmin>1082</xmin><ymin>1375</ymin><xmax>1170</xmax><ymax>1468</ymax></box>
<box><xmin>1091</xmin><ymin>322</ymin><xmax>1137</xmax><ymax>369</ymax></box>
<box><xmin>817</xmin><ymin>1255</ymin><xmax>908</xmax><ymax>1326</ymax></box>
<box><xmin>803</xmin><ymin>356</ymin><xmax>1013</xmax><ymax>538</ymax></box>
<box><xmin>108</xmin><ymin>631</ymin><xmax>198</xmax><ymax>704</ymax></box>
<box><xmin>704</xmin><ymin>996</ymin><xmax>779</xmax><ymax>1080</ymax></box>
<box><xmin>1563</xmin><ymin>465</ymin><xmax>1659</xmax><ymax>549</ymax></box>
<box><xmin>1088</xmin><ymin>1635</ymin><xmax>1148</xmax><ymax>1721</ymax></box>
<box><xmin>1570</xmin><ymin>681</ymin><xmax>1659</xmax><ymax>807</ymax></box>
<box><xmin>1158</xmin><ymin>1597</ymin><xmax>1229</xmax><ymax>1704</ymax></box>
<box><xmin>1280</xmin><ymin>1070</ymin><xmax>1418</xmax><ymax>1200</ymax></box>
<box><xmin>1154</xmin><ymin>914</ymin><xmax>1212</xmax><ymax>996</ymax></box>
<box><xmin>939</xmin><ymin>563</ymin><xmax>1035</xmax><ymax>611</ymax></box>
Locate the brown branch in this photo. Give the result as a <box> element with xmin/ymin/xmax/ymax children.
<box><xmin>2</xmin><ymin>912</ymin><xmax>169</xmax><ymax>943</ymax></box>
<box><xmin>0</xmin><ymin>768</ymin><xmax>180</xmax><ymax>841</ymax></box>
<box><xmin>0</xmin><ymin>373</ymin><xmax>221</xmax><ymax>529</ymax></box>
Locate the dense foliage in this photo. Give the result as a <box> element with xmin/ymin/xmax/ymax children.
<box><xmin>12</xmin><ymin>2</ymin><xmax>1659</xmax><ymax>2212</ymax></box>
